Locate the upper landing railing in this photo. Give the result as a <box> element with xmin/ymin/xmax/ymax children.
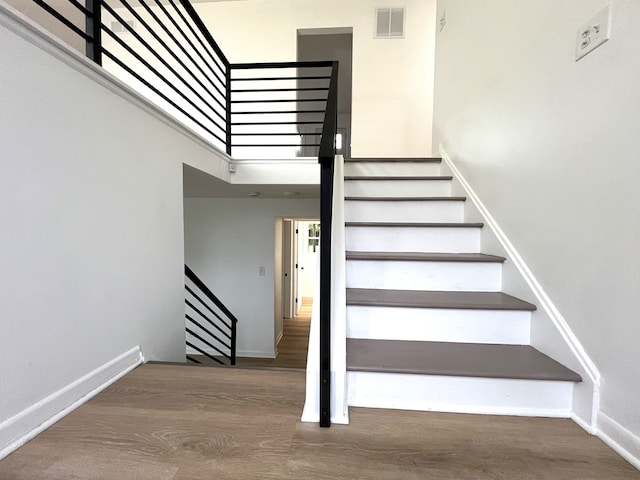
<box><xmin>25</xmin><ymin>0</ymin><xmax>337</xmax><ymax>427</ymax></box>
<box><xmin>25</xmin><ymin>0</ymin><xmax>336</xmax><ymax>158</ymax></box>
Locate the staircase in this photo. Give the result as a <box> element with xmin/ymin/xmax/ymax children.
<box><xmin>343</xmin><ymin>158</ymin><xmax>581</xmax><ymax>417</ymax></box>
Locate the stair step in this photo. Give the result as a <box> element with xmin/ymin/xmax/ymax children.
<box><xmin>344</xmin><ymin>159</ymin><xmax>442</xmax><ymax>177</ymax></box>
<box><xmin>345</xmin><ymin>157</ymin><xmax>442</xmax><ymax>163</ymax></box>
<box><xmin>347</xmin><ymin>372</ymin><xmax>575</xmax><ymax>416</ymax></box>
<box><xmin>344</xmin><ymin>177</ymin><xmax>453</xmax><ymax>197</ymax></box>
<box><xmin>345</xmin><ymin>196</ymin><xmax>466</xmax><ymax>202</ymax></box>
<box><xmin>347</xmin><ymin>304</ymin><xmax>531</xmax><ymax>344</ymax></box>
<box><xmin>346</xmin><ymin>256</ymin><xmax>503</xmax><ymax>292</ymax></box>
<box><xmin>345</xmin><ymin>223</ymin><xmax>483</xmax><ymax>253</ymax></box>
<box><xmin>345</xmin><ymin>199</ymin><xmax>464</xmax><ymax>223</ymax></box>
<box><xmin>344</xmin><ymin>176</ymin><xmax>452</xmax><ymax>180</ymax></box>
<box><xmin>346</xmin><ymin>288</ymin><xmax>536</xmax><ymax>310</ymax></box>
<box><xmin>346</xmin><ymin>339</ymin><xmax>582</xmax><ymax>382</ymax></box>
<box><xmin>345</xmin><ymin>222</ymin><xmax>483</xmax><ymax>227</ymax></box>
<box><xmin>345</xmin><ymin>252</ymin><xmax>505</xmax><ymax>263</ymax></box>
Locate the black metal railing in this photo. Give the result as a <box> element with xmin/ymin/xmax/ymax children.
<box><xmin>318</xmin><ymin>61</ymin><xmax>338</xmax><ymax>428</ymax></box>
<box><xmin>26</xmin><ymin>0</ymin><xmax>339</xmax><ymax>427</ymax></box>
<box><xmin>29</xmin><ymin>0</ymin><xmax>230</xmax><ymax>152</ymax></box>
<box><xmin>229</xmin><ymin>61</ymin><xmax>333</xmax><ymax>157</ymax></box>
<box><xmin>185</xmin><ymin>265</ymin><xmax>237</xmax><ymax>365</ymax></box>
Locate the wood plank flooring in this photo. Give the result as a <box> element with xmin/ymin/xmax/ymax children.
<box><xmin>0</xmin><ymin>364</ymin><xmax>637</xmax><ymax>479</ymax></box>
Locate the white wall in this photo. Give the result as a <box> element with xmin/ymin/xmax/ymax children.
<box><xmin>194</xmin><ymin>0</ymin><xmax>437</xmax><ymax>157</ymax></box>
<box><xmin>183</xmin><ymin>198</ymin><xmax>319</xmax><ymax>357</ymax></box>
<box><xmin>433</xmin><ymin>0</ymin><xmax>640</xmax><ymax>464</ymax></box>
<box><xmin>0</xmin><ymin>5</ymin><xmax>228</xmax><ymax>455</ymax></box>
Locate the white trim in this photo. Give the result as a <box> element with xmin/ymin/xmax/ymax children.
<box><xmin>0</xmin><ymin>346</ymin><xmax>143</xmax><ymax>461</ymax></box>
<box><xmin>439</xmin><ymin>145</ymin><xmax>601</xmax><ymax>429</ymax></box>
<box><xmin>301</xmin><ymin>156</ymin><xmax>349</xmax><ymax>425</ymax></box>
<box><xmin>0</xmin><ymin>1</ymin><xmax>230</xmax><ymax>165</ymax></box>
<box><xmin>231</xmin><ymin>158</ymin><xmax>319</xmax><ymax>165</ymax></box>
<box><xmin>572</xmin><ymin>412</ymin><xmax>597</xmax><ymax>435</ymax></box>
<box><xmin>597</xmin><ymin>412</ymin><xmax>640</xmax><ymax>470</ymax></box>
<box><xmin>186</xmin><ymin>347</ymin><xmax>276</xmax><ymax>359</ymax></box>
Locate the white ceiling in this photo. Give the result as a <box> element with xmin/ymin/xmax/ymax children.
<box><xmin>183</xmin><ymin>164</ymin><xmax>320</xmax><ymax>198</ymax></box>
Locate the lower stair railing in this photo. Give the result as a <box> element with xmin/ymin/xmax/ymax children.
<box><xmin>184</xmin><ymin>265</ymin><xmax>237</xmax><ymax>365</ymax></box>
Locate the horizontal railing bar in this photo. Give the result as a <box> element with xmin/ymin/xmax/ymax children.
<box><xmin>185</xmin><ymin>285</ymin><xmax>233</xmax><ymax>331</ymax></box>
<box><xmin>186</xmin><ymin>341</ymin><xmax>225</xmax><ymax>365</ymax></box>
<box><xmin>142</xmin><ymin>0</ymin><xmax>227</xmax><ymax>102</ymax></box>
<box><xmin>102</xmin><ymin>49</ymin><xmax>226</xmax><ymax>145</ymax></box>
<box><xmin>186</xmin><ymin>315</ymin><xmax>232</xmax><ymax>351</ymax></box>
<box><xmin>232</xmin><ymin>121</ymin><xmax>324</xmax><ymax>125</ymax></box>
<box><xmin>232</xmin><ymin>98</ymin><xmax>327</xmax><ymax>104</ymax></box>
<box><xmin>185</xmin><ymin>298</ymin><xmax>232</xmax><ymax>340</ymax></box>
<box><xmin>69</xmin><ymin>0</ymin><xmax>91</xmax><ymax>16</ymax></box>
<box><xmin>231</xmin><ymin>61</ymin><xmax>333</xmax><ymax>69</ymax></box>
<box><xmin>32</xmin><ymin>0</ymin><xmax>91</xmax><ymax>40</ymax></box>
<box><xmin>177</xmin><ymin>0</ymin><xmax>229</xmax><ymax>69</ymax></box>
<box><xmin>232</xmin><ymin>87</ymin><xmax>329</xmax><ymax>93</ymax></box>
<box><xmin>232</xmin><ymin>144</ymin><xmax>321</xmax><ymax>147</ymax></box>
<box><xmin>156</xmin><ymin>0</ymin><xmax>227</xmax><ymax>89</ymax></box>
<box><xmin>104</xmin><ymin>0</ymin><xmax>227</xmax><ymax>117</ymax></box>
<box><xmin>186</xmin><ymin>327</ymin><xmax>231</xmax><ymax>360</ymax></box>
<box><xmin>232</xmin><ymin>75</ymin><xmax>331</xmax><ymax>82</ymax></box>
<box><xmin>232</xmin><ymin>132</ymin><xmax>321</xmax><ymax>136</ymax></box>
<box><xmin>233</xmin><ymin>110</ymin><xmax>325</xmax><ymax>115</ymax></box>
<box><xmin>101</xmin><ymin>25</ymin><xmax>226</xmax><ymax>133</ymax></box>
<box><xmin>186</xmin><ymin>355</ymin><xmax>202</xmax><ymax>364</ymax></box>
<box><xmin>185</xmin><ymin>266</ymin><xmax>239</xmax><ymax>325</ymax></box>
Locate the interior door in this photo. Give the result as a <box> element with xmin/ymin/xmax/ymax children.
<box><xmin>300</xmin><ymin>222</ymin><xmax>320</xmax><ymax>298</ymax></box>
<box><xmin>294</xmin><ymin>222</ymin><xmax>304</xmax><ymax>315</ymax></box>
<box><xmin>282</xmin><ymin>220</ymin><xmax>294</xmax><ymax>319</ymax></box>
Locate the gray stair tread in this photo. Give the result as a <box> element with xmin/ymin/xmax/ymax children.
<box><xmin>346</xmin><ymin>252</ymin><xmax>506</xmax><ymax>263</ymax></box>
<box><xmin>344</xmin><ymin>176</ymin><xmax>453</xmax><ymax>181</ymax></box>
<box><xmin>346</xmin><ymin>288</ymin><xmax>536</xmax><ymax>311</ymax></box>
<box><xmin>345</xmin><ymin>196</ymin><xmax>466</xmax><ymax>202</ymax></box>
<box><xmin>346</xmin><ymin>157</ymin><xmax>442</xmax><ymax>163</ymax></box>
<box><xmin>346</xmin><ymin>339</ymin><xmax>582</xmax><ymax>382</ymax></box>
<box><xmin>345</xmin><ymin>222</ymin><xmax>484</xmax><ymax>228</ymax></box>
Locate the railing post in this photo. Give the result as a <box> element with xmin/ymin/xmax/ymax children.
<box><xmin>319</xmin><ymin>61</ymin><xmax>339</xmax><ymax>428</ymax></box>
<box><xmin>319</xmin><ymin>157</ymin><xmax>334</xmax><ymax>428</ymax></box>
<box><xmin>85</xmin><ymin>0</ymin><xmax>102</xmax><ymax>65</ymax></box>
<box><xmin>226</xmin><ymin>64</ymin><xmax>232</xmax><ymax>156</ymax></box>
<box><xmin>231</xmin><ymin>316</ymin><xmax>237</xmax><ymax>365</ymax></box>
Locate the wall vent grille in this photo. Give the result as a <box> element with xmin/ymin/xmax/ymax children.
<box><xmin>375</xmin><ymin>7</ymin><xmax>405</xmax><ymax>38</ymax></box>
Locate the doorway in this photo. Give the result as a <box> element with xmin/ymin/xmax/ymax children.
<box><xmin>282</xmin><ymin>219</ymin><xmax>320</xmax><ymax>319</ymax></box>
<box><xmin>297</xmin><ymin>28</ymin><xmax>353</xmax><ymax>158</ymax></box>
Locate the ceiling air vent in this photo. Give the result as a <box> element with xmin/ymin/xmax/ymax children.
<box><xmin>375</xmin><ymin>7</ymin><xmax>405</xmax><ymax>38</ymax></box>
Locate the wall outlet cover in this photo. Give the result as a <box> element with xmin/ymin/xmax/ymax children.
<box><xmin>576</xmin><ymin>4</ymin><xmax>611</xmax><ymax>61</ymax></box>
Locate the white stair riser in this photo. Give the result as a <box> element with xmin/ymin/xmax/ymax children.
<box><xmin>346</xmin><ymin>260</ymin><xmax>502</xmax><ymax>292</ymax></box>
<box><xmin>346</xmin><ymin>306</ymin><xmax>531</xmax><ymax>344</ymax></box>
<box><xmin>344</xmin><ymin>162</ymin><xmax>441</xmax><ymax>177</ymax></box>
<box><xmin>345</xmin><ymin>226</ymin><xmax>481</xmax><ymax>253</ymax></box>
<box><xmin>344</xmin><ymin>180</ymin><xmax>451</xmax><ymax>197</ymax></box>
<box><xmin>345</xmin><ymin>201</ymin><xmax>464</xmax><ymax>223</ymax></box>
<box><xmin>347</xmin><ymin>372</ymin><xmax>573</xmax><ymax>417</ymax></box>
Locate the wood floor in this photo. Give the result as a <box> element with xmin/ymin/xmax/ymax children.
<box><xmin>0</xmin><ymin>364</ymin><xmax>637</xmax><ymax>479</ymax></box>
<box><xmin>193</xmin><ymin>297</ymin><xmax>312</xmax><ymax>369</ymax></box>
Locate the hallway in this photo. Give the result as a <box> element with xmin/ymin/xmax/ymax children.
<box><xmin>192</xmin><ymin>297</ymin><xmax>312</xmax><ymax>369</ymax></box>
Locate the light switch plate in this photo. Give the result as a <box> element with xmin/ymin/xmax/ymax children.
<box><xmin>576</xmin><ymin>4</ymin><xmax>611</xmax><ymax>61</ymax></box>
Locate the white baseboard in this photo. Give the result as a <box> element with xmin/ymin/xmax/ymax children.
<box><xmin>0</xmin><ymin>346</ymin><xmax>142</xmax><ymax>461</ymax></box>
<box><xmin>597</xmin><ymin>412</ymin><xmax>640</xmax><ymax>470</ymax></box>
<box><xmin>186</xmin><ymin>346</ymin><xmax>276</xmax><ymax>359</ymax></box>
<box><xmin>439</xmin><ymin>145</ymin><xmax>600</xmax><ymax>429</ymax></box>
